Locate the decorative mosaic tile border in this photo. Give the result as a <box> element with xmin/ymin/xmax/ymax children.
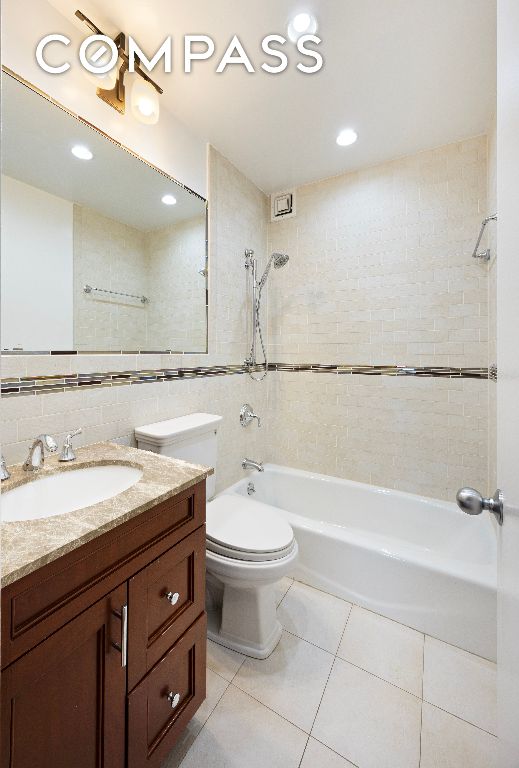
<box><xmin>0</xmin><ymin>363</ymin><xmax>492</xmax><ymax>397</ymax></box>
<box><xmin>269</xmin><ymin>363</ymin><xmax>491</xmax><ymax>379</ymax></box>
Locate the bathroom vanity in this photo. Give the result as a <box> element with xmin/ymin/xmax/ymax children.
<box><xmin>0</xmin><ymin>443</ymin><xmax>210</xmax><ymax>768</ymax></box>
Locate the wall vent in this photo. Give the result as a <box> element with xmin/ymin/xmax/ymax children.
<box><xmin>271</xmin><ymin>189</ymin><xmax>296</xmax><ymax>222</ymax></box>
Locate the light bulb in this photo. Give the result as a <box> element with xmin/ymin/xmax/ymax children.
<box><xmin>71</xmin><ymin>145</ymin><xmax>93</xmax><ymax>160</ymax></box>
<box><xmin>131</xmin><ymin>78</ymin><xmax>160</xmax><ymax>125</ymax></box>
<box><xmin>336</xmin><ymin>129</ymin><xmax>358</xmax><ymax>147</ymax></box>
<box><xmin>161</xmin><ymin>194</ymin><xmax>177</xmax><ymax>205</ymax></box>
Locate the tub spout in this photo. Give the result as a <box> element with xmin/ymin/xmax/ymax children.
<box><xmin>242</xmin><ymin>458</ymin><xmax>264</xmax><ymax>473</ymax></box>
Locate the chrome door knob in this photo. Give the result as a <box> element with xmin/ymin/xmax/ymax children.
<box><xmin>167</xmin><ymin>692</ymin><xmax>180</xmax><ymax>709</ymax></box>
<box><xmin>165</xmin><ymin>591</ymin><xmax>180</xmax><ymax>606</ymax></box>
<box><xmin>456</xmin><ymin>487</ymin><xmax>504</xmax><ymax>525</ymax></box>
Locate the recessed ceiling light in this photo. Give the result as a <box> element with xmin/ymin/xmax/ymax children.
<box><xmin>161</xmin><ymin>194</ymin><xmax>177</xmax><ymax>206</ymax></box>
<box><xmin>71</xmin><ymin>145</ymin><xmax>93</xmax><ymax>160</ymax></box>
<box><xmin>287</xmin><ymin>12</ymin><xmax>318</xmax><ymax>42</ymax></box>
<box><xmin>336</xmin><ymin>129</ymin><xmax>358</xmax><ymax>147</ymax></box>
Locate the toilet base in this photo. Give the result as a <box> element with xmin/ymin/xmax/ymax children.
<box><xmin>207</xmin><ymin>577</ymin><xmax>282</xmax><ymax>659</ymax></box>
<box><xmin>207</xmin><ymin>607</ymin><xmax>282</xmax><ymax>659</ymax></box>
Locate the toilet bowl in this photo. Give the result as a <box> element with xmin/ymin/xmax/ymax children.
<box><xmin>206</xmin><ymin>494</ymin><xmax>298</xmax><ymax>658</ymax></box>
<box><xmin>135</xmin><ymin>413</ymin><xmax>297</xmax><ymax>659</ymax></box>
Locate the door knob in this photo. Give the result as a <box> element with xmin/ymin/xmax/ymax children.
<box><xmin>456</xmin><ymin>487</ymin><xmax>504</xmax><ymax>525</ymax></box>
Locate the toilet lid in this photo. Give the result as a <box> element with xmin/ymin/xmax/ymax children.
<box><xmin>206</xmin><ymin>495</ymin><xmax>294</xmax><ymax>555</ymax></box>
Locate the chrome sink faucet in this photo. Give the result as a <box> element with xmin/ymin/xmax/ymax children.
<box><xmin>23</xmin><ymin>434</ymin><xmax>58</xmax><ymax>472</ymax></box>
<box><xmin>59</xmin><ymin>428</ymin><xmax>82</xmax><ymax>462</ymax></box>
<box><xmin>242</xmin><ymin>458</ymin><xmax>264</xmax><ymax>473</ymax></box>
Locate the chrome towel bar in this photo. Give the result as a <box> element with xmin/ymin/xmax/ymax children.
<box><xmin>83</xmin><ymin>284</ymin><xmax>150</xmax><ymax>304</ymax></box>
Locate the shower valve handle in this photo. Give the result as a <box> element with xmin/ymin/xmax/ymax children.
<box><xmin>240</xmin><ymin>404</ymin><xmax>261</xmax><ymax>428</ymax></box>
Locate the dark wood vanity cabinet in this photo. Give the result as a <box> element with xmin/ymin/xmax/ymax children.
<box><xmin>1</xmin><ymin>480</ymin><xmax>207</xmax><ymax>768</ymax></box>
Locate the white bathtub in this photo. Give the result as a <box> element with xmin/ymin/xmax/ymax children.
<box><xmin>220</xmin><ymin>464</ymin><xmax>497</xmax><ymax>661</ymax></box>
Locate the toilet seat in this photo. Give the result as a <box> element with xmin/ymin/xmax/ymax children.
<box><xmin>206</xmin><ymin>495</ymin><xmax>295</xmax><ymax>562</ymax></box>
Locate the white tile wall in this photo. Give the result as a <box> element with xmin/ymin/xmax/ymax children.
<box><xmin>1</xmin><ymin>138</ymin><xmax>496</xmax><ymax>502</ymax></box>
<box><xmin>264</xmin><ymin>136</ymin><xmax>492</xmax><ymax>499</ymax></box>
<box><xmin>267</xmin><ymin>136</ymin><xmax>489</xmax><ymax>368</ymax></box>
<box><xmin>74</xmin><ymin>205</ymin><xmax>148</xmax><ymax>350</ymax></box>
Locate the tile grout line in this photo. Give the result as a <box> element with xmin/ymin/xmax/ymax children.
<box><xmin>177</xmin><ymin>675</ymin><xmax>231</xmax><ymax>768</ymax></box>
<box><xmin>307</xmin><ymin>601</ymin><xmax>354</xmax><ymax>739</ymax></box>
<box><xmin>310</xmin><ymin>736</ymin><xmax>362</xmax><ymax>768</ymax></box>
<box><xmin>421</xmin><ymin>700</ymin><xmax>498</xmax><ymax>739</ymax></box>
<box><xmin>296</xmin><ymin>735</ymin><xmax>311</xmax><ymax>768</ymax></box>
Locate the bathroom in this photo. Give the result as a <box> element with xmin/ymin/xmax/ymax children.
<box><xmin>0</xmin><ymin>1</ymin><xmax>517</xmax><ymax>767</ymax></box>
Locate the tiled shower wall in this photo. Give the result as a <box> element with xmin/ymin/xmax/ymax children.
<box><xmin>0</xmin><ymin>148</ymin><xmax>269</xmax><ymax>494</ymax></box>
<box><xmin>266</xmin><ymin>137</ymin><xmax>492</xmax><ymax>500</ymax></box>
<box><xmin>1</xmin><ymin>138</ymin><xmax>496</xmax><ymax>502</ymax></box>
<box><xmin>74</xmin><ymin>205</ymin><xmax>148</xmax><ymax>350</ymax></box>
<box><xmin>73</xmin><ymin>206</ymin><xmax>207</xmax><ymax>353</ymax></box>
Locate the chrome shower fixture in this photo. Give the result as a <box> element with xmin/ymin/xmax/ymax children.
<box><xmin>258</xmin><ymin>252</ymin><xmax>290</xmax><ymax>291</ymax></box>
<box><xmin>244</xmin><ymin>249</ymin><xmax>290</xmax><ymax>381</ymax></box>
<box><xmin>472</xmin><ymin>213</ymin><xmax>497</xmax><ymax>261</ymax></box>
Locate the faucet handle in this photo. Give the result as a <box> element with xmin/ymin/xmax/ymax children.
<box><xmin>60</xmin><ymin>428</ymin><xmax>82</xmax><ymax>462</ymax></box>
<box><xmin>240</xmin><ymin>403</ymin><xmax>261</xmax><ymax>428</ymax></box>
<box><xmin>0</xmin><ymin>455</ymin><xmax>11</xmax><ymax>481</ymax></box>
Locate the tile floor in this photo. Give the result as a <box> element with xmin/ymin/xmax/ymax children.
<box><xmin>163</xmin><ymin>578</ymin><xmax>497</xmax><ymax>768</ymax></box>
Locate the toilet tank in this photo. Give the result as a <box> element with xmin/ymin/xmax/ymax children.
<box><xmin>135</xmin><ymin>413</ymin><xmax>223</xmax><ymax>499</ymax></box>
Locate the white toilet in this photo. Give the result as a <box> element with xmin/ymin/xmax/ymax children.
<box><xmin>135</xmin><ymin>413</ymin><xmax>298</xmax><ymax>659</ymax></box>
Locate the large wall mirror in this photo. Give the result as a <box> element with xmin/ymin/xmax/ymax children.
<box><xmin>1</xmin><ymin>69</ymin><xmax>208</xmax><ymax>354</ymax></box>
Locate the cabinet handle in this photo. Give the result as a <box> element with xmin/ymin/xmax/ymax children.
<box><xmin>165</xmin><ymin>591</ymin><xmax>180</xmax><ymax>606</ymax></box>
<box><xmin>112</xmin><ymin>604</ymin><xmax>128</xmax><ymax>668</ymax></box>
<box><xmin>167</xmin><ymin>691</ymin><xmax>181</xmax><ymax>709</ymax></box>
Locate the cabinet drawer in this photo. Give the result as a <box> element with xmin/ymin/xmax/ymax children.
<box><xmin>128</xmin><ymin>526</ymin><xmax>206</xmax><ymax>689</ymax></box>
<box><xmin>127</xmin><ymin>613</ymin><xmax>206</xmax><ymax>768</ymax></box>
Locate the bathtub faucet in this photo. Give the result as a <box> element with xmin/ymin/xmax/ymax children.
<box><xmin>242</xmin><ymin>458</ymin><xmax>264</xmax><ymax>473</ymax></box>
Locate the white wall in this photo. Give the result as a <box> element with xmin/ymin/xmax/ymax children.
<box><xmin>497</xmin><ymin>1</ymin><xmax>519</xmax><ymax>763</ymax></box>
<box><xmin>1</xmin><ymin>175</ymin><xmax>73</xmax><ymax>350</ymax></box>
<box><xmin>1</xmin><ymin>0</ymin><xmax>207</xmax><ymax>198</ymax></box>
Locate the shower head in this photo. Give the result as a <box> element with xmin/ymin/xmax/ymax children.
<box><xmin>258</xmin><ymin>252</ymin><xmax>289</xmax><ymax>290</ymax></box>
<box><xmin>273</xmin><ymin>252</ymin><xmax>289</xmax><ymax>269</ymax></box>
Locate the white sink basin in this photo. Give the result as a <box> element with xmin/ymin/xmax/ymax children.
<box><xmin>1</xmin><ymin>464</ymin><xmax>143</xmax><ymax>522</ymax></box>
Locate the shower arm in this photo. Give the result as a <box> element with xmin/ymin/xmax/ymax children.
<box><xmin>472</xmin><ymin>214</ymin><xmax>497</xmax><ymax>261</ymax></box>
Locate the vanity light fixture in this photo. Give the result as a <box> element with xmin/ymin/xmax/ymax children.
<box><xmin>161</xmin><ymin>194</ymin><xmax>177</xmax><ymax>206</ymax></box>
<box><xmin>336</xmin><ymin>128</ymin><xmax>358</xmax><ymax>147</ymax></box>
<box><xmin>75</xmin><ymin>9</ymin><xmax>163</xmax><ymax>124</ymax></box>
<box><xmin>287</xmin><ymin>12</ymin><xmax>318</xmax><ymax>42</ymax></box>
<box><xmin>71</xmin><ymin>144</ymin><xmax>93</xmax><ymax>160</ymax></box>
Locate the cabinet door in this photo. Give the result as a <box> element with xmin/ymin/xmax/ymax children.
<box><xmin>1</xmin><ymin>583</ymin><xmax>127</xmax><ymax>768</ymax></box>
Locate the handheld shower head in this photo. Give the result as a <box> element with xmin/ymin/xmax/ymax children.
<box><xmin>258</xmin><ymin>252</ymin><xmax>289</xmax><ymax>290</ymax></box>
<box><xmin>273</xmin><ymin>252</ymin><xmax>289</xmax><ymax>269</ymax></box>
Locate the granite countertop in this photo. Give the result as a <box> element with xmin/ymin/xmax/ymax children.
<box><xmin>0</xmin><ymin>442</ymin><xmax>212</xmax><ymax>587</ymax></box>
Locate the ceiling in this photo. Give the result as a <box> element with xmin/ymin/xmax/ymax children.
<box><xmin>48</xmin><ymin>0</ymin><xmax>496</xmax><ymax>193</ymax></box>
<box><xmin>2</xmin><ymin>73</ymin><xmax>205</xmax><ymax>231</ymax></box>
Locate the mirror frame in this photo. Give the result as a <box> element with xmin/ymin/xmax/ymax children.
<box><xmin>1</xmin><ymin>65</ymin><xmax>209</xmax><ymax>356</ymax></box>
